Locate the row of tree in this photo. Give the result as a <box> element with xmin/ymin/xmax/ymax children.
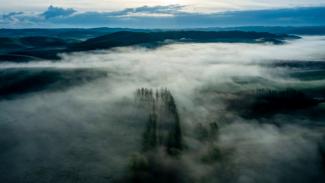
<box><xmin>137</xmin><ymin>88</ymin><xmax>183</xmax><ymax>156</ymax></box>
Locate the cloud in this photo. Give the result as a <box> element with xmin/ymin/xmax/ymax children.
<box><xmin>2</xmin><ymin>11</ymin><xmax>24</xmax><ymax>20</ymax></box>
<box><xmin>41</xmin><ymin>5</ymin><xmax>76</xmax><ymax>19</ymax></box>
<box><xmin>1</xmin><ymin>12</ymin><xmax>23</xmax><ymax>24</ymax></box>
<box><xmin>0</xmin><ymin>5</ymin><xmax>325</xmax><ymax>28</ymax></box>
<box><xmin>112</xmin><ymin>4</ymin><xmax>184</xmax><ymax>16</ymax></box>
<box><xmin>1</xmin><ymin>0</ymin><xmax>325</xmax><ymax>13</ymax></box>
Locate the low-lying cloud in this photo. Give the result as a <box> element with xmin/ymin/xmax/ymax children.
<box><xmin>0</xmin><ymin>37</ymin><xmax>325</xmax><ymax>182</ymax></box>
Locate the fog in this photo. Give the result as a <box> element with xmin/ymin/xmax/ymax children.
<box><xmin>1</xmin><ymin>36</ymin><xmax>325</xmax><ymax>183</ymax></box>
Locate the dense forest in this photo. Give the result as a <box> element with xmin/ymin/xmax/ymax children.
<box><xmin>0</xmin><ymin>30</ymin><xmax>299</xmax><ymax>62</ymax></box>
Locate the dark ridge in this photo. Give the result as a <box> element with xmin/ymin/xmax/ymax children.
<box><xmin>230</xmin><ymin>89</ymin><xmax>325</xmax><ymax>118</ymax></box>
<box><xmin>0</xmin><ymin>27</ymin><xmax>317</xmax><ymax>38</ymax></box>
<box><xmin>0</xmin><ymin>68</ymin><xmax>107</xmax><ymax>99</ymax></box>
<box><xmin>19</xmin><ymin>36</ymin><xmax>68</xmax><ymax>48</ymax></box>
<box><xmin>0</xmin><ymin>37</ymin><xmax>24</xmax><ymax>50</ymax></box>
<box><xmin>194</xmin><ymin>26</ymin><xmax>325</xmax><ymax>35</ymax></box>
<box><xmin>253</xmin><ymin>89</ymin><xmax>322</xmax><ymax>109</ymax></box>
<box><xmin>8</xmin><ymin>49</ymin><xmax>65</xmax><ymax>60</ymax></box>
<box><xmin>0</xmin><ymin>54</ymin><xmax>39</xmax><ymax>62</ymax></box>
<box><xmin>70</xmin><ymin>31</ymin><xmax>298</xmax><ymax>51</ymax></box>
<box><xmin>271</xmin><ymin>61</ymin><xmax>325</xmax><ymax>70</ymax></box>
<box><xmin>0</xmin><ymin>36</ymin><xmax>73</xmax><ymax>61</ymax></box>
<box><xmin>0</xmin><ymin>31</ymin><xmax>299</xmax><ymax>62</ymax></box>
<box><xmin>0</xmin><ymin>36</ymin><xmax>70</xmax><ymax>50</ymax></box>
<box><xmin>0</xmin><ymin>28</ymin><xmax>149</xmax><ymax>39</ymax></box>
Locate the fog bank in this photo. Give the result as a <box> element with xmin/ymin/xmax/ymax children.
<box><xmin>1</xmin><ymin>36</ymin><xmax>325</xmax><ymax>183</ymax></box>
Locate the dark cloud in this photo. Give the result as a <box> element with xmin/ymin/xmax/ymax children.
<box><xmin>2</xmin><ymin>12</ymin><xmax>23</xmax><ymax>20</ymax></box>
<box><xmin>41</xmin><ymin>5</ymin><xmax>76</xmax><ymax>19</ymax></box>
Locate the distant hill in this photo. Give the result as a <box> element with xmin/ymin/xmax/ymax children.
<box><xmin>0</xmin><ymin>26</ymin><xmax>324</xmax><ymax>39</ymax></box>
<box><xmin>70</xmin><ymin>31</ymin><xmax>299</xmax><ymax>51</ymax></box>
<box><xmin>0</xmin><ymin>28</ymin><xmax>149</xmax><ymax>39</ymax></box>
<box><xmin>0</xmin><ymin>37</ymin><xmax>24</xmax><ymax>50</ymax></box>
<box><xmin>0</xmin><ymin>68</ymin><xmax>107</xmax><ymax>99</ymax></box>
<box><xmin>0</xmin><ymin>36</ymin><xmax>70</xmax><ymax>50</ymax></box>
<box><xmin>0</xmin><ymin>36</ymin><xmax>73</xmax><ymax>60</ymax></box>
<box><xmin>191</xmin><ymin>26</ymin><xmax>325</xmax><ymax>35</ymax></box>
<box><xmin>0</xmin><ymin>30</ymin><xmax>300</xmax><ymax>62</ymax></box>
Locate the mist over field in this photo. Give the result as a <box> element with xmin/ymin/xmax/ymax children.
<box><xmin>1</xmin><ymin>36</ymin><xmax>325</xmax><ymax>183</ymax></box>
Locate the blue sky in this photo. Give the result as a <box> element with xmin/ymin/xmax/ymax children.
<box><xmin>0</xmin><ymin>0</ymin><xmax>325</xmax><ymax>28</ymax></box>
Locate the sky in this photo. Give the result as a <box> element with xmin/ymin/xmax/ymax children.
<box><xmin>0</xmin><ymin>0</ymin><xmax>325</xmax><ymax>28</ymax></box>
<box><xmin>1</xmin><ymin>0</ymin><xmax>325</xmax><ymax>12</ymax></box>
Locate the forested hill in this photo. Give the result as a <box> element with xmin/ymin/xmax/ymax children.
<box><xmin>69</xmin><ymin>31</ymin><xmax>299</xmax><ymax>51</ymax></box>
<box><xmin>0</xmin><ymin>30</ymin><xmax>300</xmax><ymax>62</ymax></box>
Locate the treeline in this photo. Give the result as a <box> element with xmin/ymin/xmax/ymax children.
<box><xmin>253</xmin><ymin>89</ymin><xmax>322</xmax><ymax>111</ymax></box>
<box><xmin>121</xmin><ymin>88</ymin><xmax>185</xmax><ymax>183</ymax></box>
<box><xmin>70</xmin><ymin>31</ymin><xmax>298</xmax><ymax>51</ymax></box>
<box><xmin>136</xmin><ymin>88</ymin><xmax>183</xmax><ymax>156</ymax></box>
<box><xmin>121</xmin><ymin>88</ymin><xmax>225</xmax><ymax>183</ymax></box>
<box><xmin>232</xmin><ymin>89</ymin><xmax>325</xmax><ymax>118</ymax></box>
